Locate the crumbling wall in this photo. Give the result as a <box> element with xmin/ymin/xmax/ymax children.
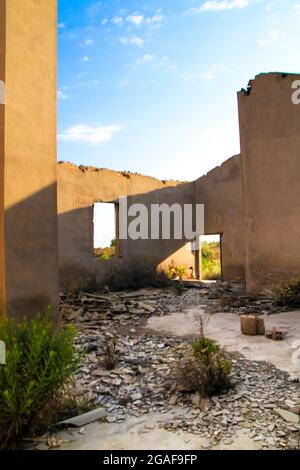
<box><xmin>194</xmin><ymin>155</ymin><xmax>246</xmax><ymax>281</ymax></box>
<box><xmin>238</xmin><ymin>73</ymin><xmax>300</xmax><ymax>294</ymax></box>
<box><xmin>0</xmin><ymin>0</ymin><xmax>59</xmax><ymax>317</ymax></box>
<box><xmin>57</xmin><ymin>163</ymin><xmax>195</xmax><ymax>289</ymax></box>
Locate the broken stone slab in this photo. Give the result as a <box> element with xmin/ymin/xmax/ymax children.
<box><xmin>56</xmin><ymin>407</ymin><xmax>107</xmax><ymax>428</ymax></box>
<box><xmin>137</xmin><ymin>302</ymin><xmax>156</xmax><ymax>313</ymax></box>
<box><xmin>190</xmin><ymin>391</ymin><xmax>201</xmax><ymax>408</ymax></box>
<box><xmin>274</xmin><ymin>408</ymin><xmax>300</xmax><ymax>424</ymax></box>
<box><xmin>289</xmin><ymin>406</ymin><xmax>300</xmax><ymax>415</ymax></box>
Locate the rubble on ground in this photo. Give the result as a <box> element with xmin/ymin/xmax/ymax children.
<box><xmin>60</xmin><ymin>284</ymin><xmax>300</xmax><ymax>450</ymax></box>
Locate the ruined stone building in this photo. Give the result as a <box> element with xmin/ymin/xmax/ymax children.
<box><xmin>1</xmin><ymin>1</ymin><xmax>300</xmax><ymax>318</ymax></box>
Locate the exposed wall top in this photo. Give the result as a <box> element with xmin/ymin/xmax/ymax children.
<box><xmin>58</xmin><ymin>161</ymin><xmax>186</xmax><ymax>186</ymax></box>
<box><xmin>239</xmin><ymin>71</ymin><xmax>300</xmax><ymax>97</ymax></box>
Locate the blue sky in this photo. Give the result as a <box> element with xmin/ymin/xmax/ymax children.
<box><xmin>58</xmin><ymin>0</ymin><xmax>300</xmax><ymax>181</ymax></box>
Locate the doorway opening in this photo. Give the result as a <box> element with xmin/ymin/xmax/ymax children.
<box><xmin>93</xmin><ymin>202</ymin><xmax>118</xmax><ymax>261</ymax></box>
<box><xmin>200</xmin><ymin>234</ymin><xmax>222</xmax><ymax>281</ymax></box>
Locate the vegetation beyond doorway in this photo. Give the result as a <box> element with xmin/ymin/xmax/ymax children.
<box><xmin>93</xmin><ymin>203</ymin><xmax>117</xmax><ymax>261</ymax></box>
<box><xmin>201</xmin><ymin>235</ymin><xmax>221</xmax><ymax>280</ymax></box>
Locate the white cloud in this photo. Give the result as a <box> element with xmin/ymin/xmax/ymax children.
<box><xmin>118</xmin><ymin>78</ymin><xmax>131</xmax><ymax>88</ymax></box>
<box><xmin>82</xmin><ymin>56</ymin><xmax>89</xmax><ymax>62</ymax></box>
<box><xmin>112</xmin><ymin>16</ymin><xmax>123</xmax><ymax>25</ymax></box>
<box><xmin>180</xmin><ymin>71</ymin><xmax>215</xmax><ymax>80</ymax></box>
<box><xmin>101</xmin><ymin>18</ymin><xmax>108</xmax><ymax>25</ymax></box>
<box><xmin>145</xmin><ymin>14</ymin><xmax>164</xmax><ymax>25</ymax></box>
<box><xmin>188</xmin><ymin>0</ymin><xmax>250</xmax><ymax>13</ymax></box>
<box><xmin>111</xmin><ymin>10</ymin><xmax>164</xmax><ymax>30</ymax></box>
<box><xmin>179</xmin><ymin>63</ymin><xmax>232</xmax><ymax>81</ymax></box>
<box><xmin>126</xmin><ymin>14</ymin><xmax>144</xmax><ymax>27</ymax></box>
<box><xmin>84</xmin><ymin>38</ymin><xmax>95</xmax><ymax>46</ymax></box>
<box><xmin>136</xmin><ymin>54</ymin><xmax>155</xmax><ymax>65</ymax></box>
<box><xmin>58</xmin><ymin>124</ymin><xmax>122</xmax><ymax>145</ymax></box>
<box><xmin>120</xmin><ymin>36</ymin><xmax>144</xmax><ymax>47</ymax></box>
<box><xmin>294</xmin><ymin>3</ymin><xmax>300</xmax><ymax>15</ymax></box>
<box><xmin>58</xmin><ymin>22</ymin><xmax>66</xmax><ymax>29</ymax></box>
<box><xmin>68</xmin><ymin>32</ymin><xmax>77</xmax><ymax>40</ymax></box>
<box><xmin>57</xmin><ymin>90</ymin><xmax>68</xmax><ymax>100</ymax></box>
<box><xmin>258</xmin><ymin>30</ymin><xmax>279</xmax><ymax>46</ymax></box>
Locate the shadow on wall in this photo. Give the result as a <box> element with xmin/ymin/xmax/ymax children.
<box><xmin>58</xmin><ymin>181</ymin><xmax>197</xmax><ymax>290</ymax></box>
<box><xmin>4</xmin><ymin>184</ymin><xmax>59</xmax><ymax>319</ymax></box>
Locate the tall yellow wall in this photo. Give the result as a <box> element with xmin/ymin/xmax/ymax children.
<box><xmin>0</xmin><ymin>0</ymin><xmax>5</xmax><ymax>315</ymax></box>
<box><xmin>1</xmin><ymin>0</ymin><xmax>59</xmax><ymax>317</ymax></box>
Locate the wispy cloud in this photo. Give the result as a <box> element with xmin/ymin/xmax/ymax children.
<box><xmin>58</xmin><ymin>124</ymin><xmax>122</xmax><ymax>145</ymax></box>
<box><xmin>87</xmin><ymin>1</ymin><xmax>102</xmax><ymax>17</ymax></box>
<box><xmin>57</xmin><ymin>90</ymin><xmax>69</xmax><ymax>101</ymax></box>
<box><xmin>179</xmin><ymin>64</ymin><xmax>232</xmax><ymax>80</ymax></box>
<box><xmin>126</xmin><ymin>14</ymin><xmax>144</xmax><ymax>27</ymax></box>
<box><xmin>81</xmin><ymin>56</ymin><xmax>89</xmax><ymax>62</ymax></box>
<box><xmin>118</xmin><ymin>78</ymin><xmax>131</xmax><ymax>88</ymax></box>
<box><xmin>136</xmin><ymin>54</ymin><xmax>155</xmax><ymax>65</ymax></box>
<box><xmin>112</xmin><ymin>16</ymin><xmax>124</xmax><ymax>25</ymax></box>
<box><xmin>187</xmin><ymin>0</ymin><xmax>250</xmax><ymax>13</ymax></box>
<box><xmin>134</xmin><ymin>54</ymin><xmax>174</xmax><ymax>72</ymax></box>
<box><xmin>110</xmin><ymin>10</ymin><xmax>164</xmax><ymax>29</ymax></box>
<box><xmin>294</xmin><ymin>3</ymin><xmax>300</xmax><ymax>15</ymax></box>
<box><xmin>258</xmin><ymin>30</ymin><xmax>279</xmax><ymax>46</ymax></box>
<box><xmin>84</xmin><ymin>38</ymin><xmax>95</xmax><ymax>46</ymax></box>
<box><xmin>145</xmin><ymin>13</ymin><xmax>164</xmax><ymax>25</ymax></box>
<box><xmin>120</xmin><ymin>36</ymin><xmax>144</xmax><ymax>47</ymax></box>
<box><xmin>58</xmin><ymin>22</ymin><xmax>66</xmax><ymax>29</ymax></box>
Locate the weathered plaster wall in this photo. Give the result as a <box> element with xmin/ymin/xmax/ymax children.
<box><xmin>238</xmin><ymin>73</ymin><xmax>300</xmax><ymax>294</ymax></box>
<box><xmin>1</xmin><ymin>0</ymin><xmax>59</xmax><ymax>317</ymax></box>
<box><xmin>0</xmin><ymin>0</ymin><xmax>6</xmax><ymax>315</ymax></box>
<box><xmin>194</xmin><ymin>155</ymin><xmax>245</xmax><ymax>281</ymax></box>
<box><xmin>57</xmin><ymin>163</ymin><xmax>195</xmax><ymax>288</ymax></box>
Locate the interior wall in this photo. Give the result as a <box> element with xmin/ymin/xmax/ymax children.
<box><xmin>57</xmin><ymin>163</ymin><xmax>195</xmax><ymax>288</ymax></box>
<box><xmin>194</xmin><ymin>155</ymin><xmax>246</xmax><ymax>281</ymax></box>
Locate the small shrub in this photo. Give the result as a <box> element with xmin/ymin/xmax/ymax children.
<box><xmin>191</xmin><ymin>337</ymin><xmax>221</xmax><ymax>365</ymax></box>
<box><xmin>167</xmin><ymin>262</ymin><xmax>188</xmax><ymax>280</ymax></box>
<box><xmin>0</xmin><ymin>310</ymin><xmax>81</xmax><ymax>448</ymax></box>
<box><xmin>94</xmin><ymin>246</ymin><xmax>115</xmax><ymax>261</ymax></box>
<box><xmin>176</xmin><ymin>341</ymin><xmax>232</xmax><ymax>397</ymax></box>
<box><xmin>274</xmin><ymin>278</ymin><xmax>300</xmax><ymax>308</ymax></box>
<box><xmin>175</xmin><ymin>313</ymin><xmax>232</xmax><ymax>397</ymax></box>
<box><xmin>102</xmin><ymin>337</ymin><xmax>118</xmax><ymax>370</ymax></box>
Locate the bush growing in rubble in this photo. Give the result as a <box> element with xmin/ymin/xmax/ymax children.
<box><xmin>274</xmin><ymin>278</ymin><xmax>300</xmax><ymax>308</ymax></box>
<box><xmin>0</xmin><ymin>309</ymin><xmax>81</xmax><ymax>448</ymax></box>
<box><xmin>166</xmin><ymin>262</ymin><xmax>188</xmax><ymax>281</ymax></box>
<box><xmin>175</xmin><ymin>314</ymin><xmax>232</xmax><ymax>397</ymax></box>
